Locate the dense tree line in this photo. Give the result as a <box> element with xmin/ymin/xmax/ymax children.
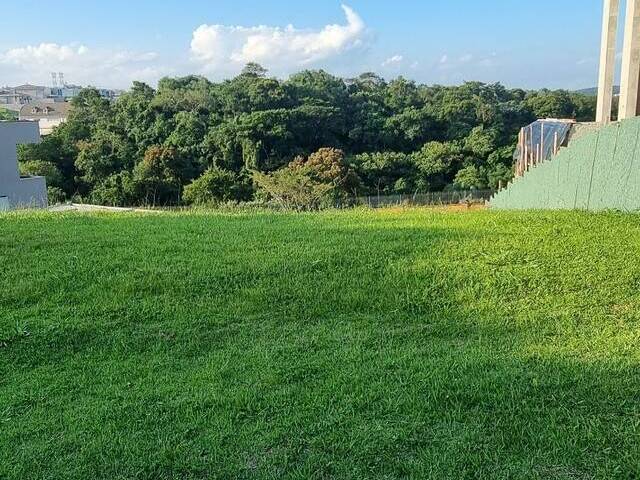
<box><xmin>17</xmin><ymin>64</ymin><xmax>596</xmax><ymax>207</ymax></box>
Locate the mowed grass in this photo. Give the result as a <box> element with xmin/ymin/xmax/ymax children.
<box><xmin>1</xmin><ymin>208</ymin><xmax>640</xmax><ymax>479</ymax></box>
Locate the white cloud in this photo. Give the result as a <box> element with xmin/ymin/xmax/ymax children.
<box><xmin>0</xmin><ymin>5</ymin><xmax>369</xmax><ymax>89</ymax></box>
<box><xmin>437</xmin><ymin>52</ymin><xmax>498</xmax><ymax>69</ymax></box>
<box><xmin>2</xmin><ymin>43</ymin><xmax>85</xmax><ymax>63</ymax></box>
<box><xmin>459</xmin><ymin>53</ymin><xmax>474</xmax><ymax>63</ymax></box>
<box><xmin>0</xmin><ymin>43</ymin><xmax>168</xmax><ymax>88</ymax></box>
<box><xmin>576</xmin><ymin>58</ymin><xmax>593</xmax><ymax>66</ymax></box>
<box><xmin>190</xmin><ymin>4</ymin><xmax>368</xmax><ymax>76</ymax></box>
<box><xmin>382</xmin><ymin>54</ymin><xmax>403</xmax><ymax>67</ymax></box>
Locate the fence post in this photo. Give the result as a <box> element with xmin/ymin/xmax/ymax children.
<box><xmin>540</xmin><ymin>123</ymin><xmax>545</xmax><ymax>163</ymax></box>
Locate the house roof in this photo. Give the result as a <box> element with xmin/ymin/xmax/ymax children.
<box><xmin>19</xmin><ymin>101</ymin><xmax>72</xmax><ymax>120</ymax></box>
<box><xmin>14</xmin><ymin>84</ymin><xmax>46</xmax><ymax>89</ymax></box>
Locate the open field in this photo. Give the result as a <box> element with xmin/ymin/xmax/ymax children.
<box><xmin>2</xmin><ymin>208</ymin><xmax>640</xmax><ymax>479</ymax></box>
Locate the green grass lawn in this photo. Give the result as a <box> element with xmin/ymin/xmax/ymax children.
<box><xmin>2</xmin><ymin>208</ymin><xmax>640</xmax><ymax>479</ymax></box>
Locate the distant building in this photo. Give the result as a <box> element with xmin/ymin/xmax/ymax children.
<box><xmin>14</xmin><ymin>84</ymin><xmax>50</xmax><ymax>100</ymax></box>
<box><xmin>19</xmin><ymin>101</ymin><xmax>72</xmax><ymax>135</ymax></box>
<box><xmin>0</xmin><ymin>121</ymin><xmax>47</xmax><ymax>210</ymax></box>
<box><xmin>49</xmin><ymin>84</ymin><xmax>83</xmax><ymax>100</ymax></box>
<box><xmin>0</xmin><ymin>90</ymin><xmax>30</xmax><ymax>112</ymax></box>
<box><xmin>49</xmin><ymin>85</ymin><xmax>119</xmax><ymax>101</ymax></box>
<box><xmin>1</xmin><ymin>83</ymin><xmax>120</xmax><ymax>118</ymax></box>
<box><xmin>97</xmin><ymin>88</ymin><xmax>120</xmax><ymax>100</ymax></box>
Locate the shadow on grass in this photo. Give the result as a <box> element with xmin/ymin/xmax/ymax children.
<box><xmin>1</xmin><ymin>212</ymin><xmax>639</xmax><ymax>479</ymax></box>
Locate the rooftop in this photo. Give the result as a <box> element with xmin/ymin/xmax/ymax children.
<box><xmin>19</xmin><ymin>101</ymin><xmax>72</xmax><ymax>119</ymax></box>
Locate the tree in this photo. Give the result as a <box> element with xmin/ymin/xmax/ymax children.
<box><xmin>349</xmin><ymin>72</ymin><xmax>386</xmax><ymax>91</ymax></box>
<box><xmin>384</xmin><ymin>107</ymin><xmax>437</xmax><ymax>152</ymax></box>
<box><xmin>18</xmin><ymin>134</ymin><xmax>77</xmax><ymax>195</ymax></box>
<box><xmin>524</xmin><ymin>90</ymin><xmax>575</xmax><ymax>119</ymax></box>
<box><xmin>19</xmin><ymin>160</ymin><xmax>64</xmax><ymax>188</ymax></box>
<box><xmin>254</xmin><ymin>148</ymin><xmax>355</xmax><ymax>210</ymax></box>
<box><xmin>295</xmin><ymin>147</ymin><xmax>360</xmax><ymax>197</ymax></box>
<box><xmin>351</xmin><ymin>152</ymin><xmax>416</xmax><ymax>195</ymax></box>
<box><xmin>241</xmin><ymin>63</ymin><xmax>268</xmax><ymax>78</ymax></box>
<box><xmin>164</xmin><ymin>110</ymin><xmax>207</xmax><ymax>175</ymax></box>
<box><xmin>286</xmin><ymin>70</ymin><xmax>349</xmax><ymax>107</ymax></box>
<box><xmin>132</xmin><ymin>146</ymin><xmax>184</xmax><ymax>205</ymax></box>
<box><xmin>412</xmin><ymin>141</ymin><xmax>463</xmax><ymax>191</ymax></box>
<box><xmin>91</xmin><ymin>172</ymin><xmax>135</xmax><ymax>206</ymax></box>
<box><xmin>253</xmin><ymin>167</ymin><xmax>334</xmax><ymax>211</ymax></box>
<box><xmin>463</xmin><ymin>126</ymin><xmax>499</xmax><ymax>158</ymax></box>
<box><xmin>66</xmin><ymin>88</ymin><xmax>113</xmax><ymax>141</ymax></box>
<box><xmin>454</xmin><ymin>165</ymin><xmax>487</xmax><ymax>190</ymax></box>
<box><xmin>19</xmin><ymin>159</ymin><xmax>68</xmax><ymax>204</ymax></box>
<box><xmin>385</xmin><ymin>77</ymin><xmax>421</xmax><ymax>111</ymax></box>
<box><xmin>25</xmin><ymin>66</ymin><xmax>595</xmax><ymax>207</ymax></box>
<box><xmin>486</xmin><ymin>163</ymin><xmax>513</xmax><ymax>190</ymax></box>
<box><xmin>75</xmin><ymin>130</ymin><xmax>129</xmax><ymax>190</ymax></box>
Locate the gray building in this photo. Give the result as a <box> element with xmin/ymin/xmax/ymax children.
<box><xmin>0</xmin><ymin>121</ymin><xmax>47</xmax><ymax>210</ymax></box>
<box><xmin>13</xmin><ymin>84</ymin><xmax>50</xmax><ymax>100</ymax></box>
<box><xmin>0</xmin><ymin>90</ymin><xmax>30</xmax><ymax>112</ymax></box>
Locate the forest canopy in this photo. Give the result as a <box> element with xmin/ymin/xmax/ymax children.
<box><xmin>17</xmin><ymin>65</ymin><xmax>596</xmax><ymax>207</ymax></box>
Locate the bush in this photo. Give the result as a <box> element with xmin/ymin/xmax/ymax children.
<box><xmin>0</xmin><ymin>107</ymin><xmax>16</xmax><ymax>121</ymax></box>
<box><xmin>183</xmin><ymin>167</ymin><xmax>253</xmax><ymax>205</ymax></box>
<box><xmin>253</xmin><ymin>167</ymin><xmax>334</xmax><ymax>211</ymax></box>
<box><xmin>253</xmin><ymin>148</ymin><xmax>357</xmax><ymax>210</ymax></box>
<box><xmin>90</xmin><ymin>172</ymin><xmax>135</xmax><ymax>207</ymax></box>
<box><xmin>19</xmin><ymin>160</ymin><xmax>64</xmax><ymax>188</ymax></box>
<box><xmin>47</xmin><ymin>187</ymin><xmax>67</xmax><ymax>205</ymax></box>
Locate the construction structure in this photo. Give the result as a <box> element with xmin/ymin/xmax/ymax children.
<box><xmin>0</xmin><ymin>121</ymin><xmax>47</xmax><ymax>211</ymax></box>
<box><xmin>491</xmin><ymin>0</ymin><xmax>640</xmax><ymax>211</ymax></box>
<box><xmin>491</xmin><ymin>117</ymin><xmax>640</xmax><ymax>210</ymax></box>
<box><xmin>597</xmin><ymin>0</ymin><xmax>640</xmax><ymax>123</ymax></box>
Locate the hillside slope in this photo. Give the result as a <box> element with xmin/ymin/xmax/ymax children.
<box><xmin>2</xmin><ymin>209</ymin><xmax>640</xmax><ymax>479</ymax></box>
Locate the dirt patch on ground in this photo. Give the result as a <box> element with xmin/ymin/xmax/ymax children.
<box><xmin>381</xmin><ymin>203</ymin><xmax>488</xmax><ymax>214</ymax></box>
<box><xmin>430</xmin><ymin>203</ymin><xmax>488</xmax><ymax>212</ymax></box>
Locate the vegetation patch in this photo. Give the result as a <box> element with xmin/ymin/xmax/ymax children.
<box><xmin>16</xmin><ymin>67</ymin><xmax>596</xmax><ymax>207</ymax></box>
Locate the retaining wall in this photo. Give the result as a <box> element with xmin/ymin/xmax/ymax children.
<box><xmin>491</xmin><ymin>117</ymin><xmax>640</xmax><ymax>211</ymax></box>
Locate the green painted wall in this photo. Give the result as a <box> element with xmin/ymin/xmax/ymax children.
<box><xmin>491</xmin><ymin>117</ymin><xmax>640</xmax><ymax>211</ymax></box>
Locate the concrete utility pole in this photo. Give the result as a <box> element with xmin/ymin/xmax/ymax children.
<box><xmin>0</xmin><ymin>122</ymin><xmax>47</xmax><ymax>209</ymax></box>
<box><xmin>597</xmin><ymin>0</ymin><xmax>620</xmax><ymax>123</ymax></box>
<box><xmin>619</xmin><ymin>0</ymin><xmax>640</xmax><ymax>120</ymax></box>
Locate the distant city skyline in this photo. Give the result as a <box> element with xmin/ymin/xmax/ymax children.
<box><xmin>0</xmin><ymin>0</ymin><xmax>609</xmax><ymax>90</ymax></box>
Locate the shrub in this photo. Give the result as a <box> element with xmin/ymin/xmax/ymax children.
<box><xmin>253</xmin><ymin>167</ymin><xmax>334</xmax><ymax>211</ymax></box>
<box><xmin>183</xmin><ymin>167</ymin><xmax>253</xmax><ymax>205</ymax></box>
<box><xmin>19</xmin><ymin>160</ymin><xmax>64</xmax><ymax>188</ymax></box>
<box><xmin>90</xmin><ymin>172</ymin><xmax>135</xmax><ymax>206</ymax></box>
<box><xmin>47</xmin><ymin>187</ymin><xmax>66</xmax><ymax>205</ymax></box>
<box><xmin>253</xmin><ymin>148</ymin><xmax>357</xmax><ymax>210</ymax></box>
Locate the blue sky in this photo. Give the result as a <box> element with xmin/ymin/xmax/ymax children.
<box><xmin>0</xmin><ymin>0</ymin><xmax>606</xmax><ymax>90</ymax></box>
